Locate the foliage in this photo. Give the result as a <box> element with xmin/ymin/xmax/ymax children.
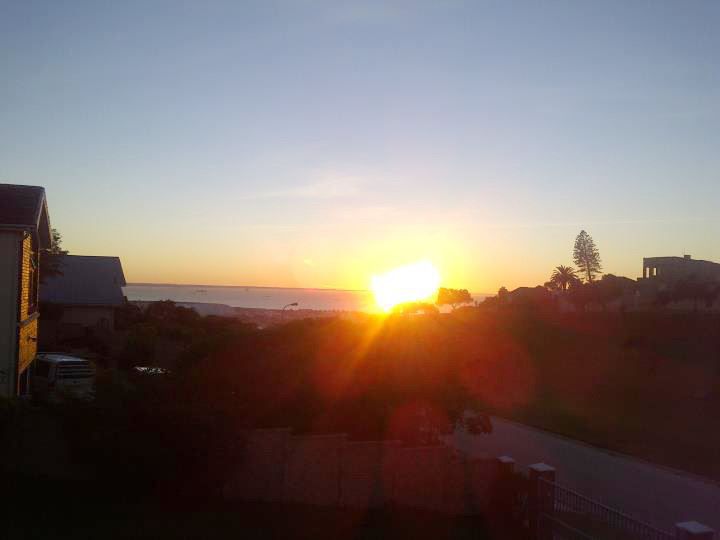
<box><xmin>53</xmin><ymin>371</ymin><xmax>242</xmax><ymax>501</ymax></box>
<box><xmin>130</xmin><ymin>307</ymin><xmax>720</xmax><ymax>480</ymax></box>
<box><xmin>565</xmin><ymin>274</ymin><xmax>636</xmax><ymax>311</ymax></box>
<box><xmin>179</xmin><ymin>315</ymin><xmax>504</xmax><ymax>442</ymax></box>
<box><xmin>656</xmin><ymin>279</ymin><xmax>720</xmax><ymax>311</ymax></box>
<box><xmin>8</xmin><ymin>306</ymin><xmax>720</xmax><ymax>510</ymax></box>
<box><xmin>548</xmin><ymin>265</ymin><xmax>579</xmax><ymax>291</ymax></box>
<box><xmin>392</xmin><ymin>301</ymin><xmax>440</xmax><ymax>315</ymax></box>
<box><xmin>39</xmin><ymin>228</ymin><xmax>68</xmax><ymax>283</ymax></box>
<box><xmin>573</xmin><ymin>230</ymin><xmax>602</xmax><ymax>283</ymax></box>
<box><xmin>436</xmin><ymin>287</ymin><xmax>473</xmax><ymax>310</ymax></box>
<box><xmin>0</xmin><ymin>396</ymin><xmax>21</xmax><ymax>435</ymax></box>
<box><xmin>117</xmin><ymin>301</ymin><xmax>255</xmax><ymax>370</ymax></box>
<box><xmin>497</xmin><ymin>287</ymin><xmax>509</xmax><ymax>302</ymax></box>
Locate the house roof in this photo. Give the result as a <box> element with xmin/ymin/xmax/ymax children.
<box><xmin>40</xmin><ymin>255</ymin><xmax>127</xmax><ymax>307</ymax></box>
<box><xmin>0</xmin><ymin>183</ymin><xmax>52</xmax><ymax>247</ymax></box>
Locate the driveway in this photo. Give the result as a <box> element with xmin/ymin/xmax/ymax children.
<box><xmin>449</xmin><ymin>416</ymin><xmax>720</xmax><ymax>532</ymax></box>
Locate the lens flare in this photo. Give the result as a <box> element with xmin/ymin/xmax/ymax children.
<box><xmin>371</xmin><ymin>260</ymin><xmax>441</xmax><ymax>312</ymax></box>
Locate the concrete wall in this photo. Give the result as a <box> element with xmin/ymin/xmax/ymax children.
<box><xmin>226</xmin><ymin>428</ymin><xmax>499</xmax><ymax>514</ymax></box>
<box><xmin>284</xmin><ymin>434</ymin><xmax>346</xmax><ymax>506</ymax></box>
<box><xmin>339</xmin><ymin>440</ymin><xmax>400</xmax><ymax>508</ymax></box>
<box><xmin>226</xmin><ymin>428</ymin><xmax>291</xmax><ymax>502</ymax></box>
<box><xmin>393</xmin><ymin>446</ymin><xmax>449</xmax><ymax>510</ymax></box>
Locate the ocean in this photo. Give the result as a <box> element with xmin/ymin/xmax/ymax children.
<box><xmin>123</xmin><ymin>284</ymin><xmax>489</xmax><ymax>312</ymax></box>
<box><xmin>123</xmin><ymin>284</ymin><xmax>377</xmax><ymax>312</ymax></box>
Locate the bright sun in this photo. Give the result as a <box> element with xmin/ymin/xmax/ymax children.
<box><xmin>371</xmin><ymin>260</ymin><xmax>441</xmax><ymax>312</ymax></box>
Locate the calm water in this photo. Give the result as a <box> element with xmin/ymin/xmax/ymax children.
<box><xmin>123</xmin><ymin>284</ymin><xmax>377</xmax><ymax>311</ymax></box>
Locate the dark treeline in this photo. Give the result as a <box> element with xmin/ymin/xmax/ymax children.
<box><xmin>4</xmin><ymin>302</ymin><xmax>720</xmax><ymax>511</ymax></box>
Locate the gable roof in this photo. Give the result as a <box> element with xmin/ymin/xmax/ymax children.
<box><xmin>40</xmin><ymin>255</ymin><xmax>127</xmax><ymax>307</ymax></box>
<box><xmin>0</xmin><ymin>183</ymin><xmax>52</xmax><ymax>248</ymax></box>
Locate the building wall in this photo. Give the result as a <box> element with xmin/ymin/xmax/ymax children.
<box><xmin>59</xmin><ymin>306</ymin><xmax>115</xmax><ymax>329</ymax></box>
<box><xmin>0</xmin><ymin>231</ymin><xmax>20</xmax><ymax>397</ymax></box>
<box><xmin>643</xmin><ymin>257</ymin><xmax>720</xmax><ymax>282</ymax></box>
<box><xmin>19</xmin><ymin>233</ymin><xmax>32</xmax><ymax>321</ymax></box>
<box><xmin>17</xmin><ymin>318</ymin><xmax>38</xmax><ymax>379</ymax></box>
<box><xmin>16</xmin><ymin>233</ymin><xmax>38</xmax><ymax>393</ymax></box>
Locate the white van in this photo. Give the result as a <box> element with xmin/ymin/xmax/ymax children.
<box><xmin>32</xmin><ymin>353</ymin><xmax>96</xmax><ymax>401</ymax></box>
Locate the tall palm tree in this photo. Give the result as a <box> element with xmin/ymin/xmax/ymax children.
<box><xmin>550</xmin><ymin>265</ymin><xmax>578</xmax><ymax>291</ymax></box>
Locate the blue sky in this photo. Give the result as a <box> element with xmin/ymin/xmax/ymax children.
<box><xmin>2</xmin><ymin>1</ymin><xmax>719</xmax><ymax>290</ymax></box>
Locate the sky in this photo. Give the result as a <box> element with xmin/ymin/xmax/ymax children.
<box><xmin>1</xmin><ymin>1</ymin><xmax>719</xmax><ymax>292</ymax></box>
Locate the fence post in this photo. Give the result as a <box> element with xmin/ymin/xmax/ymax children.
<box><xmin>494</xmin><ymin>456</ymin><xmax>517</xmax><ymax>526</ymax></box>
<box><xmin>528</xmin><ymin>463</ymin><xmax>556</xmax><ymax>540</ymax></box>
<box><xmin>676</xmin><ymin>522</ymin><xmax>715</xmax><ymax>540</ymax></box>
<box><xmin>497</xmin><ymin>455</ymin><xmax>515</xmax><ymax>475</ymax></box>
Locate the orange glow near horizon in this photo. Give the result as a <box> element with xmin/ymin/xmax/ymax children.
<box><xmin>370</xmin><ymin>260</ymin><xmax>441</xmax><ymax>312</ymax></box>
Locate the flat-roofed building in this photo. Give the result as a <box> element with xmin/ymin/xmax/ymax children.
<box><xmin>639</xmin><ymin>255</ymin><xmax>720</xmax><ymax>311</ymax></box>
<box><xmin>641</xmin><ymin>255</ymin><xmax>720</xmax><ymax>283</ymax></box>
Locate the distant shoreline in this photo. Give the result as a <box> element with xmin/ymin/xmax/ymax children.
<box><xmin>125</xmin><ymin>282</ymin><xmax>490</xmax><ymax>297</ymax></box>
<box><xmin>126</xmin><ymin>282</ymin><xmax>369</xmax><ymax>293</ymax></box>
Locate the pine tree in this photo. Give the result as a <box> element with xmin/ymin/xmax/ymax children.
<box><xmin>573</xmin><ymin>230</ymin><xmax>602</xmax><ymax>282</ymax></box>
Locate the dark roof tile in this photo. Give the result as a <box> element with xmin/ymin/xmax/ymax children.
<box><xmin>0</xmin><ymin>184</ymin><xmax>46</xmax><ymax>227</ymax></box>
<box><xmin>40</xmin><ymin>255</ymin><xmax>127</xmax><ymax>306</ymax></box>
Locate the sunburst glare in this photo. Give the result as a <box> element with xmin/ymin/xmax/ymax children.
<box><xmin>370</xmin><ymin>260</ymin><xmax>441</xmax><ymax>312</ymax></box>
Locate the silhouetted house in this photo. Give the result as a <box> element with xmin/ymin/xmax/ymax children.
<box><xmin>641</xmin><ymin>255</ymin><xmax>720</xmax><ymax>283</ymax></box>
<box><xmin>506</xmin><ymin>286</ymin><xmax>553</xmax><ymax>307</ymax></box>
<box><xmin>639</xmin><ymin>255</ymin><xmax>720</xmax><ymax>310</ymax></box>
<box><xmin>0</xmin><ymin>184</ymin><xmax>51</xmax><ymax>397</ymax></box>
<box><xmin>39</xmin><ymin>255</ymin><xmax>126</xmax><ymax>347</ymax></box>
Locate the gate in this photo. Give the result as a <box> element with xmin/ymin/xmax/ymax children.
<box><xmin>537</xmin><ymin>477</ymin><xmax>674</xmax><ymax>540</ymax></box>
<box><xmin>527</xmin><ymin>463</ymin><xmax>676</xmax><ymax>540</ymax></box>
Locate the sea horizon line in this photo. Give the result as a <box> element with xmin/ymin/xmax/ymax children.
<box><xmin>125</xmin><ymin>282</ymin><xmax>491</xmax><ymax>297</ymax></box>
<box><xmin>125</xmin><ymin>282</ymin><xmax>370</xmax><ymax>293</ymax></box>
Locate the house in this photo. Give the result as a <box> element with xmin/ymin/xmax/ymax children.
<box><xmin>506</xmin><ymin>286</ymin><xmax>553</xmax><ymax>306</ymax></box>
<box><xmin>39</xmin><ymin>255</ymin><xmax>127</xmax><ymax>347</ymax></box>
<box><xmin>638</xmin><ymin>255</ymin><xmax>720</xmax><ymax>310</ymax></box>
<box><xmin>0</xmin><ymin>184</ymin><xmax>52</xmax><ymax>397</ymax></box>
<box><xmin>641</xmin><ymin>255</ymin><xmax>720</xmax><ymax>283</ymax></box>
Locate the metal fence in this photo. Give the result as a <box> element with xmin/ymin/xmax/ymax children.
<box><xmin>538</xmin><ymin>477</ymin><xmax>674</xmax><ymax>540</ymax></box>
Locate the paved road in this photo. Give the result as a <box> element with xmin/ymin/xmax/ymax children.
<box><xmin>448</xmin><ymin>416</ymin><xmax>720</xmax><ymax>532</ymax></box>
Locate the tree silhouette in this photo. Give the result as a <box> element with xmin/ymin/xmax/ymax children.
<box><xmin>573</xmin><ymin>230</ymin><xmax>602</xmax><ymax>282</ymax></box>
<box><xmin>436</xmin><ymin>287</ymin><xmax>473</xmax><ymax>310</ymax></box>
<box><xmin>40</xmin><ymin>228</ymin><xmax>68</xmax><ymax>283</ymax></box>
<box><xmin>497</xmin><ymin>286</ymin><xmax>509</xmax><ymax>303</ymax></box>
<box><xmin>393</xmin><ymin>301</ymin><xmax>440</xmax><ymax>315</ymax></box>
<box><xmin>549</xmin><ymin>265</ymin><xmax>578</xmax><ymax>291</ymax></box>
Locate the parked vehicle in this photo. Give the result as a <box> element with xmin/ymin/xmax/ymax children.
<box><xmin>32</xmin><ymin>353</ymin><xmax>96</xmax><ymax>401</ymax></box>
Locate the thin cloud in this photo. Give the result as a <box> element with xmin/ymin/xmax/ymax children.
<box><xmin>239</xmin><ymin>175</ymin><xmax>360</xmax><ymax>201</ymax></box>
<box><xmin>482</xmin><ymin>216</ymin><xmax>719</xmax><ymax>230</ymax></box>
